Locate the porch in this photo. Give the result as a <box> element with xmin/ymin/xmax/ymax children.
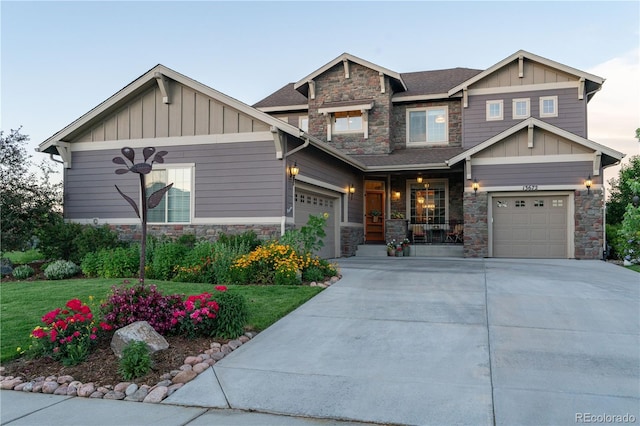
<box><xmin>354</xmin><ymin>243</ymin><xmax>464</xmax><ymax>258</ymax></box>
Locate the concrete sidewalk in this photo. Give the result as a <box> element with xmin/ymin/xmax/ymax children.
<box><xmin>2</xmin><ymin>258</ymin><xmax>638</xmax><ymax>425</ymax></box>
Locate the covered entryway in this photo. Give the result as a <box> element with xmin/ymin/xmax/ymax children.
<box><xmin>294</xmin><ymin>188</ymin><xmax>339</xmax><ymax>258</ymax></box>
<box><xmin>492</xmin><ymin>194</ymin><xmax>569</xmax><ymax>258</ymax></box>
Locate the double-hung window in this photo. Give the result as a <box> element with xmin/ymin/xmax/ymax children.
<box><xmin>299</xmin><ymin>116</ymin><xmax>309</xmax><ymax>132</ymax></box>
<box><xmin>486</xmin><ymin>100</ymin><xmax>503</xmax><ymax>121</ymax></box>
<box><xmin>146</xmin><ymin>166</ymin><xmax>193</xmax><ymax>223</ymax></box>
<box><xmin>512</xmin><ymin>98</ymin><xmax>530</xmax><ymax>119</ymax></box>
<box><xmin>407</xmin><ymin>106</ymin><xmax>448</xmax><ymax>145</ymax></box>
<box><xmin>539</xmin><ymin>96</ymin><xmax>558</xmax><ymax>118</ymax></box>
<box><xmin>333</xmin><ymin>111</ymin><xmax>362</xmax><ymax>133</ymax></box>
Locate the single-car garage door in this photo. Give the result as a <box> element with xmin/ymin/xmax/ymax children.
<box><xmin>295</xmin><ymin>189</ymin><xmax>338</xmax><ymax>259</ymax></box>
<box><xmin>493</xmin><ymin>195</ymin><xmax>568</xmax><ymax>258</ymax></box>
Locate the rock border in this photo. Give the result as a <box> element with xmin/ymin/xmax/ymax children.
<box><xmin>0</xmin><ymin>275</ymin><xmax>340</xmax><ymax>403</ymax></box>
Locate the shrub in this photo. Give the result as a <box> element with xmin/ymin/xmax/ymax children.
<box><xmin>97</xmin><ymin>246</ymin><xmax>140</xmax><ymax>278</ymax></box>
<box><xmin>74</xmin><ymin>225</ymin><xmax>122</xmax><ymax>262</ymax></box>
<box><xmin>172</xmin><ymin>292</ymin><xmax>221</xmax><ymax>338</ymax></box>
<box><xmin>173</xmin><ymin>240</ymin><xmax>253</xmax><ymax>284</ymax></box>
<box><xmin>176</xmin><ymin>233</ymin><xmax>197</xmax><ymax>249</ymax></box>
<box><xmin>37</xmin><ymin>220</ymin><xmax>83</xmax><ymax>263</ymax></box>
<box><xmin>101</xmin><ymin>283</ymin><xmax>183</xmax><ymax>334</ymax></box>
<box><xmin>210</xmin><ymin>289</ymin><xmax>248</xmax><ymax>339</ymax></box>
<box><xmin>302</xmin><ymin>266</ymin><xmax>326</xmax><ymax>282</ymax></box>
<box><xmin>218</xmin><ymin>231</ymin><xmax>262</xmax><ymax>251</ymax></box>
<box><xmin>118</xmin><ymin>341</ymin><xmax>152</xmax><ymax>380</ymax></box>
<box><xmin>12</xmin><ymin>264</ymin><xmax>34</xmax><ymax>280</ymax></box>
<box><xmin>147</xmin><ymin>242</ymin><xmax>188</xmax><ymax>281</ymax></box>
<box><xmin>279</xmin><ymin>213</ymin><xmax>328</xmax><ymax>255</ymax></box>
<box><xmin>28</xmin><ymin>298</ymin><xmax>112</xmax><ymax>366</ymax></box>
<box><xmin>80</xmin><ymin>251</ymin><xmax>101</xmax><ymax>278</ymax></box>
<box><xmin>44</xmin><ymin>260</ymin><xmax>80</xmax><ymax>280</ymax></box>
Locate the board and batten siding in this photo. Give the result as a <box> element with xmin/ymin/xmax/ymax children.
<box><xmin>64</xmin><ymin>140</ymin><xmax>283</xmax><ymax>220</ymax></box>
<box><xmin>70</xmin><ymin>81</ymin><xmax>269</xmax><ymax>143</ymax></box>
<box><xmin>463</xmin><ymin>88</ymin><xmax>587</xmax><ymax>149</ymax></box>
<box><xmin>472</xmin><ymin>161</ymin><xmax>596</xmax><ymax>188</ymax></box>
<box><xmin>468</xmin><ymin>59</ymin><xmax>576</xmax><ymax>89</ymax></box>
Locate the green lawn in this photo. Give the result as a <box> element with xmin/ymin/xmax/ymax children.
<box><xmin>626</xmin><ymin>264</ymin><xmax>640</xmax><ymax>273</ymax></box>
<box><xmin>3</xmin><ymin>249</ymin><xmax>44</xmax><ymax>265</ymax></box>
<box><xmin>0</xmin><ymin>278</ymin><xmax>322</xmax><ymax>362</ymax></box>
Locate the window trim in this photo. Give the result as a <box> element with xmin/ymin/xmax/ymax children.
<box><xmin>539</xmin><ymin>96</ymin><xmax>558</xmax><ymax>118</ymax></box>
<box><xmin>298</xmin><ymin>115</ymin><xmax>308</xmax><ymax>132</ymax></box>
<box><xmin>486</xmin><ymin>100</ymin><xmax>504</xmax><ymax>121</ymax></box>
<box><xmin>332</xmin><ymin>110</ymin><xmax>363</xmax><ymax>134</ymax></box>
<box><xmin>145</xmin><ymin>163</ymin><xmax>194</xmax><ymax>224</ymax></box>
<box><xmin>406</xmin><ymin>106</ymin><xmax>449</xmax><ymax>146</ymax></box>
<box><xmin>512</xmin><ymin>98</ymin><xmax>530</xmax><ymax>119</ymax></box>
<box><xmin>406</xmin><ymin>178</ymin><xmax>450</xmax><ymax>224</ymax></box>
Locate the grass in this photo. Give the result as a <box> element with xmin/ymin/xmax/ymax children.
<box><xmin>2</xmin><ymin>249</ymin><xmax>44</xmax><ymax>265</ymax></box>
<box><xmin>626</xmin><ymin>264</ymin><xmax>640</xmax><ymax>273</ymax></box>
<box><xmin>0</xmin><ymin>278</ymin><xmax>322</xmax><ymax>363</ymax></box>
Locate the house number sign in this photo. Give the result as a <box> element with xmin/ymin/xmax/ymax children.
<box><xmin>522</xmin><ymin>185</ymin><xmax>538</xmax><ymax>191</ymax></box>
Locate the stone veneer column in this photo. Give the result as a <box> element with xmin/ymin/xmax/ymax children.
<box><xmin>384</xmin><ymin>219</ymin><xmax>408</xmax><ymax>245</ymax></box>
<box><xmin>574</xmin><ymin>189</ymin><xmax>604</xmax><ymax>259</ymax></box>
<box><xmin>341</xmin><ymin>226</ymin><xmax>364</xmax><ymax>257</ymax></box>
<box><xmin>463</xmin><ymin>192</ymin><xmax>488</xmax><ymax>258</ymax></box>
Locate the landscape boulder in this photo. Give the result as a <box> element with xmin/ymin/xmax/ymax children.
<box><xmin>110</xmin><ymin>321</ymin><xmax>169</xmax><ymax>358</ymax></box>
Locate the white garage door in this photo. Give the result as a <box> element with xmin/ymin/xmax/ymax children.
<box><xmin>295</xmin><ymin>189</ymin><xmax>338</xmax><ymax>259</ymax></box>
<box><xmin>493</xmin><ymin>195</ymin><xmax>568</xmax><ymax>258</ymax></box>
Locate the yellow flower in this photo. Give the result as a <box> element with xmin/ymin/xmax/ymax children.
<box><xmin>323</xmin><ymin>212</ymin><xmax>330</xmax><ymax>219</ymax></box>
<box><xmin>16</xmin><ymin>347</ymin><xmax>21</xmax><ymax>352</ymax></box>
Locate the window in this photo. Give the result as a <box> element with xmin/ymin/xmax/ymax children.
<box><xmin>486</xmin><ymin>100</ymin><xmax>503</xmax><ymax>121</ymax></box>
<box><xmin>515</xmin><ymin>200</ymin><xmax>526</xmax><ymax>208</ymax></box>
<box><xmin>146</xmin><ymin>167</ymin><xmax>192</xmax><ymax>223</ymax></box>
<box><xmin>410</xmin><ymin>180</ymin><xmax>448</xmax><ymax>224</ymax></box>
<box><xmin>333</xmin><ymin>111</ymin><xmax>362</xmax><ymax>133</ymax></box>
<box><xmin>512</xmin><ymin>98</ymin><xmax>530</xmax><ymax>119</ymax></box>
<box><xmin>299</xmin><ymin>116</ymin><xmax>308</xmax><ymax>132</ymax></box>
<box><xmin>407</xmin><ymin>107</ymin><xmax>448</xmax><ymax>145</ymax></box>
<box><xmin>540</xmin><ymin>96</ymin><xmax>558</xmax><ymax>118</ymax></box>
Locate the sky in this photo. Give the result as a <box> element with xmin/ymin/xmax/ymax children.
<box><xmin>1</xmin><ymin>1</ymin><xmax>639</xmax><ymax>187</ymax></box>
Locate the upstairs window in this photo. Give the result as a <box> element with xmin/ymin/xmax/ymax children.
<box><xmin>146</xmin><ymin>166</ymin><xmax>192</xmax><ymax>223</ymax></box>
<box><xmin>299</xmin><ymin>116</ymin><xmax>309</xmax><ymax>132</ymax></box>
<box><xmin>540</xmin><ymin>96</ymin><xmax>558</xmax><ymax>118</ymax></box>
<box><xmin>512</xmin><ymin>98</ymin><xmax>530</xmax><ymax>119</ymax></box>
<box><xmin>486</xmin><ymin>100</ymin><xmax>503</xmax><ymax>121</ymax></box>
<box><xmin>333</xmin><ymin>111</ymin><xmax>362</xmax><ymax>133</ymax></box>
<box><xmin>407</xmin><ymin>106</ymin><xmax>448</xmax><ymax>145</ymax></box>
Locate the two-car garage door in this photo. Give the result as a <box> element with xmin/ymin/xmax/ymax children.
<box><xmin>492</xmin><ymin>194</ymin><xmax>569</xmax><ymax>258</ymax></box>
<box><xmin>294</xmin><ymin>188</ymin><xmax>338</xmax><ymax>259</ymax></box>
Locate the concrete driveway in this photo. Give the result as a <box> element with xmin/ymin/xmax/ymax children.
<box><xmin>164</xmin><ymin>257</ymin><xmax>639</xmax><ymax>425</ymax></box>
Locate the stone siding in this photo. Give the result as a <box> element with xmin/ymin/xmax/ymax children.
<box><xmin>111</xmin><ymin>224</ymin><xmax>282</xmax><ymax>243</ymax></box>
<box><xmin>391</xmin><ymin>99</ymin><xmax>462</xmax><ymax>150</ymax></box>
<box><xmin>341</xmin><ymin>225</ymin><xmax>364</xmax><ymax>257</ymax></box>
<box><xmin>574</xmin><ymin>189</ymin><xmax>604</xmax><ymax>259</ymax></box>
<box><xmin>463</xmin><ymin>192</ymin><xmax>488</xmax><ymax>257</ymax></box>
<box><xmin>385</xmin><ymin>219</ymin><xmax>409</xmax><ymax>245</ymax></box>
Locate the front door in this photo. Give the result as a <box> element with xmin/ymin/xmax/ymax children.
<box><xmin>365</xmin><ymin>181</ymin><xmax>385</xmax><ymax>243</ymax></box>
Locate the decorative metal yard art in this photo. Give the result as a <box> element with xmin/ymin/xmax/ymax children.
<box><xmin>113</xmin><ymin>147</ymin><xmax>172</xmax><ymax>282</ymax></box>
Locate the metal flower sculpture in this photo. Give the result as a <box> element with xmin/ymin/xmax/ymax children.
<box><xmin>113</xmin><ymin>147</ymin><xmax>172</xmax><ymax>282</ymax></box>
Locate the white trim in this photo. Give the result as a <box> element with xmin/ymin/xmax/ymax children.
<box><xmin>318</xmin><ymin>102</ymin><xmax>374</xmax><ymax>114</ymax></box>
<box><xmin>298</xmin><ymin>115</ymin><xmax>309</xmax><ymax>132</ymax></box>
<box><xmin>512</xmin><ymin>98</ymin><xmax>531</xmax><ymax>119</ymax></box>
<box><xmin>540</xmin><ymin>96</ymin><xmax>558</xmax><ymax>118</ymax></box>
<box><xmin>296</xmin><ymin>175</ymin><xmax>347</xmax><ymax>194</ymax></box>
<box><xmin>487</xmin><ymin>191</ymin><xmax>575</xmax><ymax>258</ymax></box>
<box><xmin>406</xmin><ymin>106</ymin><xmax>449</xmax><ymax>146</ymax></box>
<box><xmin>68</xmin><ymin>133</ymin><xmax>274</xmax><ymax>152</ymax></box>
<box><xmin>468</xmin><ymin>184</ymin><xmax>599</xmax><ymax>193</ymax></box>
<box><xmin>466</xmin><ymin>81</ymin><xmax>578</xmax><ymax>96</ymax></box>
<box><xmin>146</xmin><ymin>164</ymin><xmax>195</xmax><ymax>225</ymax></box>
<box><xmin>471</xmin><ymin>154</ymin><xmax>594</xmax><ymax>166</ymax></box>
<box><xmin>256</xmin><ymin>105</ymin><xmax>308</xmax><ymax>113</ymax></box>
<box><xmin>392</xmin><ymin>93</ymin><xmax>452</xmax><ymax>103</ymax></box>
<box><xmin>191</xmin><ymin>216</ymin><xmax>283</xmax><ymax>225</ymax></box>
<box><xmin>69</xmin><ymin>218</ymin><xmax>141</xmax><ymax>225</ymax></box>
<box><xmin>486</xmin><ymin>100</ymin><xmax>504</xmax><ymax>121</ymax></box>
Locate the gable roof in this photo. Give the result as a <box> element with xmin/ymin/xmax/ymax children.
<box><xmin>293</xmin><ymin>52</ymin><xmax>407</xmax><ymax>97</ymax></box>
<box><xmin>447</xmin><ymin>117</ymin><xmax>624</xmax><ymax>166</ymax></box>
<box><xmin>448</xmin><ymin>50</ymin><xmax>605</xmax><ymax>98</ymax></box>
<box><xmin>253</xmin><ymin>83</ymin><xmax>308</xmax><ymax>112</ymax></box>
<box><xmin>393</xmin><ymin>68</ymin><xmax>482</xmax><ymax>101</ymax></box>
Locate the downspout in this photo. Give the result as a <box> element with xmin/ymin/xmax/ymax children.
<box><xmin>281</xmin><ymin>132</ymin><xmax>311</xmax><ymax>235</ymax></box>
<box><xmin>49</xmin><ymin>154</ymin><xmax>64</xmax><ymax>164</ymax></box>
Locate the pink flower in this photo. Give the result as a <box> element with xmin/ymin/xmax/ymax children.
<box><xmin>90</xmin><ymin>334</ymin><xmax>97</xmax><ymax>340</ymax></box>
<box><xmin>73</xmin><ymin>331</ymin><xmax>81</xmax><ymax>338</ymax></box>
<box><xmin>215</xmin><ymin>286</ymin><xmax>227</xmax><ymax>292</ymax></box>
<box><xmin>66</xmin><ymin>299</ymin><xmax>83</xmax><ymax>311</ymax></box>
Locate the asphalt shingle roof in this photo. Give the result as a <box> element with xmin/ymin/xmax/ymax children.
<box><xmin>352</xmin><ymin>147</ymin><xmax>466</xmax><ymax>168</ymax></box>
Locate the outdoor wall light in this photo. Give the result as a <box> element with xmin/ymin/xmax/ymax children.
<box><xmin>416</xmin><ymin>175</ymin><xmax>423</xmax><ymax>184</ymax></box>
<box><xmin>472</xmin><ymin>178</ymin><xmax>479</xmax><ymax>196</ymax></box>
<box><xmin>349</xmin><ymin>184</ymin><xmax>356</xmax><ymax>200</ymax></box>
<box><xmin>393</xmin><ymin>191</ymin><xmax>401</xmax><ymax>200</ymax></box>
<box><xmin>288</xmin><ymin>162</ymin><xmax>299</xmax><ymax>182</ymax></box>
<box><xmin>585</xmin><ymin>175</ymin><xmax>592</xmax><ymax>194</ymax></box>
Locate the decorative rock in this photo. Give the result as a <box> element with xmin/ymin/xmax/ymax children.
<box><xmin>33</xmin><ymin>383</ymin><xmax>44</xmax><ymax>393</ymax></box>
<box><xmin>124</xmin><ymin>387</ymin><xmax>148</xmax><ymax>402</ymax></box>
<box><xmin>45</xmin><ymin>375</ymin><xmax>57</xmax><ymax>382</ymax></box>
<box><xmin>97</xmin><ymin>386</ymin><xmax>110</xmax><ymax>394</ymax></box>
<box><xmin>154</xmin><ymin>380</ymin><xmax>172</xmax><ymax>388</ymax></box>
<box><xmin>330</xmin><ymin>276</ymin><xmax>340</xmax><ymax>284</ymax></box>
<box><xmin>13</xmin><ymin>382</ymin><xmax>29</xmax><ymax>392</ymax></box>
<box><xmin>114</xmin><ymin>382</ymin><xmax>131</xmax><ymax>393</ymax></box>
<box><xmin>57</xmin><ymin>375</ymin><xmax>74</xmax><ymax>384</ymax></box>
<box><xmin>211</xmin><ymin>352</ymin><xmax>225</xmax><ymax>361</ymax></box>
<box><xmin>171</xmin><ymin>371</ymin><xmax>197</xmax><ymax>384</ymax></box>
<box><xmin>169</xmin><ymin>370</ymin><xmax>181</xmax><ymax>377</ymax></box>
<box><xmin>238</xmin><ymin>335</ymin><xmax>250</xmax><ymax>343</ymax></box>
<box><xmin>20</xmin><ymin>382</ymin><xmax>34</xmax><ymax>392</ymax></box>
<box><xmin>78</xmin><ymin>383</ymin><xmax>95</xmax><ymax>397</ymax></box>
<box><xmin>244</xmin><ymin>332</ymin><xmax>257</xmax><ymax>339</ymax></box>
<box><xmin>220</xmin><ymin>344</ymin><xmax>232</xmax><ymax>355</ymax></box>
<box><xmin>179</xmin><ymin>364</ymin><xmax>192</xmax><ymax>371</ymax></box>
<box><xmin>228</xmin><ymin>340</ymin><xmax>242</xmax><ymax>350</ymax></box>
<box><xmin>104</xmin><ymin>391</ymin><xmax>126</xmax><ymax>400</ymax></box>
<box><xmin>125</xmin><ymin>383</ymin><xmax>138</xmax><ymax>396</ymax></box>
<box><xmin>192</xmin><ymin>362</ymin><xmax>209</xmax><ymax>374</ymax></box>
<box><xmin>206</xmin><ymin>359</ymin><xmax>216</xmax><ymax>366</ymax></box>
<box><xmin>69</xmin><ymin>381</ymin><xmax>82</xmax><ymax>389</ymax></box>
<box><xmin>42</xmin><ymin>381</ymin><xmax>59</xmax><ymax>394</ymax></box>
<box><xmin>90</xmin><ymin>391</ymin><xmax>104</xmax><ymax>398</ymax></box>
<box><xmin>1</xmin><ymin>378</ymin><xmax>21</xmax><ymax>390</ymax></box>
<box><xmin>199</xmin><ymin>353</ymin><xmax>211</xmax><ymax>360</ymax></box>
<box><xmin>66</xmin><ymin>386</ymin><xmax>78</xmax><ymax>396</ymax></box>
<box><xmin>110</xmin><ymin>321</ymin><xmax>169</xmax><ymax>358</ymax></box>
<box><xmin>184</xmin><ymin>356</ymin><xmax>198</xmax><ymax>365</ymax></box>
<box><xmin>54</xmin><ymin>385</ymin><xmax>69</xmax><ymax>395</ymax></box>
<box><xmin>166</xmin><ymin>383</ymin><xmax>183</xmax><ymax>396</ymax></box>
<box><xmin>143</xmin><ymin>386</ymin><xmax>168</xmax><ymax>403</ymax></box>
<box><xmin>160</xmin><ymin>373</ymin><xmax>172</xmax><ymax>381</ymax></box>
<box><xmin>210</xmin><ymin>342</ymin><xmax>221</xmax><ymax>349</ymax></box>
<box><xmin>310</xmin><ymin>282</ymin><xmax>317</xmax><ymax>287</ymax></box>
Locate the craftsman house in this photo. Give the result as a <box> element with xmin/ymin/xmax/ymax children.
<box><xmin>38</xmin><ymin>50</ymin><xmax>624</xmax><ymax>259</ymax></box>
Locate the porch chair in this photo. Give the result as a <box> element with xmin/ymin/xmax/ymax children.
<box><xmin>412</xmin><ymin>224</ymin><xmax>426</xmax><ymax>244</ymax></box>
<box><xmin>445</xmin><ymin>222</ymin><xmax>464</xmax><ymax>243</ymax></box>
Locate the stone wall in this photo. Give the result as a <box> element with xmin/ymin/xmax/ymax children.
<box><xmin>341</xmin><ymin>225</ymin><xmax>364</xmax><ymax>257</ymax></box>
<box><xmin>111</xmin><ymin>224</ymin><xmax>282</xmax><ymax>243</ymax></box>
<box><xmin>385</xmin><ymin>219</ymin><xmax>409</xmax><ymax>245</ymax></box>
<box><xmin>463</xmin><ymin>192</ymin><xmax>488</xmax><ymax>257</ymax></box>
<box><xmin>390</xmin><ymin>99</ymin><xmax>462</xmax><ymax>150</ymax></box>
<box><xmin>574</xmin><ymin>189</ymin><xmax>604</xmax><ymax>259</ymax></box>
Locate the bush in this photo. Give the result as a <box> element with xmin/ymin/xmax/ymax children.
<box><xmin>97</xmin><ymin>246</ymin><xmax>140</xmax><ymax>279</ymax></box>
<box><xmin>43</xmin><ymin>260</ymin><xmax>80</xmax><ymax>280</ymax></box>
<box><xmin>606</xmin><ymin>223</ymin><xmax>624</xmax><ymax>259</ymax></box>
<box><xmin>74</xmin><ymin>225</ymin><xmax>122</xmax><ymax>262</ymax></box>
<box><xmin>218</xmin><ymin>231</ymin><xmax>262</xmax><ymax>251</ymax></box>
<box><xmin>147</xmin><ymin>242</ymin><xmax>188</xmax><ymax>281</ymax></box>
<box><xmin>176</xmin><ymin>233</ymin><xmax>197</xmax><ymax>249</ymax></box>
<box><xmin>12</xmin><ymin>265</ymin><xmax>34</xmax><ymax>280</ymax></box>
<box><xmin>210</xmin><ymin>289</ymin><xmax>248</xmax><ymax>339</ymax></box>
<box><xmin>37</xmin><ymin>221</ymin><xmax>122</xmax><ymax>264</ymax></box>
<box><xmin>101</xmin><ymin>283</ymin><xmax>183</xmax><ymax>334</ymax></box>
<box><xmin>302</xmin><ymin>266</ymin><xmax>326</xmax><ymax>282</ymax></box>
<box><xmin>173</xmin><ymin>240</ymin><xmax>253</xmax><ymax>284</ymax></box>
<box><xmin>172</xmin><ymin>292</ymin><xmax>221</xmax><ymax>338</ymax></box>
<box><xmin>118</xmin><ymin>341</ymin><xmax>152</xmax><ymax>380</ymax></box>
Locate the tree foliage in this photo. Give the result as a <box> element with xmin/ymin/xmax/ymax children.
<box><xmin>606</xmin><ymin>155</ymin><xmax>640</xmax><ymax>225</ymax></box>
<box><xmin>0</xmin><ymin>128</ymin><xmax>62</xmax><ymax>252</ymax></box>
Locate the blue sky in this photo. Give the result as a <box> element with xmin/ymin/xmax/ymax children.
<box><xmin>2</xmin><ymin>1</ymin><xmax>639</xmax><ymax>182</ymax></box>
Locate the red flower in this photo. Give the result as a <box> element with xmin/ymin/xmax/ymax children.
<box><xmin>90</xmin><ymin>334</ymin><xmax>97</xmax><ymax>340</ymax></box>
<box><xmin>215</xmin><ymin>285</ymin><xmax>227</xmax><ymax>292</ymax></box>
<box><xmin>50</xmin><ymin>329</ymin><xmax>58</xmax><ymax>342</ymax></box>
<box><xmin>66</xmin><ymin>299</ymin><xmax>83</xmax><ymax>311</ymax></box>
<box><xmin>42</xmin><ymin>308</ymin><xmax>61</xmax><ymax>325</ymax></box>
<box><xmin>31</xmin><ymin>328</ymin><xmax>46</xmax><ymax>339</ymax></box>
<box><xmin>55</xmin><ymin>320</ymin><xmax>68</xmax><ymax>330</ymax></box>
<box><xmin>99</xmin><ymin>322</ymin><xmax>113</xmax><ymax>331</ymax></box>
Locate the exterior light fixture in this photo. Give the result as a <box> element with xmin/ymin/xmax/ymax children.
<box><xmin>349</xmin><ymin>183</ymin><xmax>356</xmax><ymax>200</ymax></box>
<box><xmin>585</xmin><ymin>175</ymin><xmax>592</xmax><ymax>194</ymax></box>
<box><xmin>288</xmin><ymin>162</ymin><xmax>299</xmax><ymax>182</ymax></box>
<box><xmin>393</xmin><ymin>191</ymin><xmax>401</xmax><ymax>200</ymax></box>
<box><xmin>472</xmin><ymin>178</ymin><xmax>479</xmax><ymax>196</ymax></box>
<box><xmin>417</xmin><ymin>175</ymin><xmax>423</xmax><ymax>184</ymax></box>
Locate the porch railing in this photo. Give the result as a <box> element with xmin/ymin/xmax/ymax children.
<box><xmin>407</xmin><ymin>220</ymin><xmax>463</xmax><ymax>245</ymax></box>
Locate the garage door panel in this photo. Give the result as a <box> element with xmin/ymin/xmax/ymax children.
<box><xmin>493</xmin><ymin>195</ymin><xmax>568</xmax><ymax>259</ymax></box>
<box><xmin>295</xmin><ymin>189</ymin><xmax>338</xmax><ymax>259</ymax></box>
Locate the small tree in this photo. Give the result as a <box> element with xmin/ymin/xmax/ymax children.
<box><xmin>0</xmin><ymin>128</ymin><xmax>62</xmax><ymax>252</ymax></box>
<box><xmin>606</xmin><ymin>155</ymin><xmax>640</xmax><ymax>225</ymax></box>
<box><xmin>618</xmin><ymin>180</ymin><xmax>640</xmax><ymax>264</ymax></box>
